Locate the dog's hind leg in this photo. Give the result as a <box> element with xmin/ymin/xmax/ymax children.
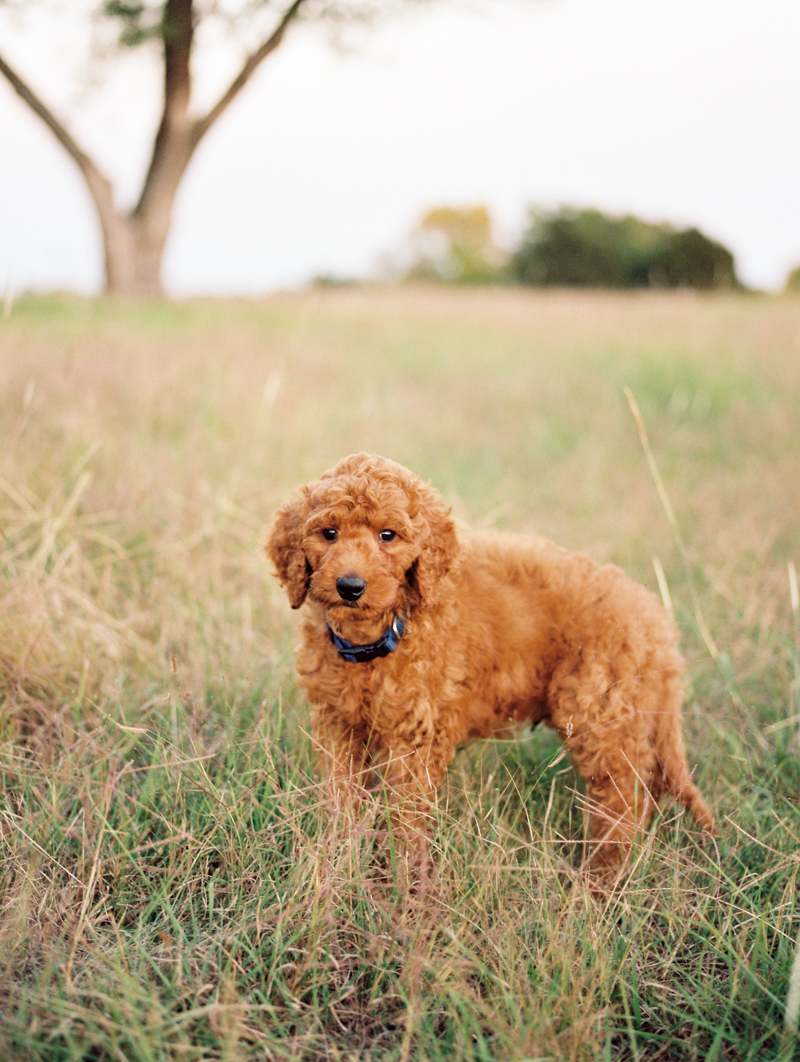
<box><xmin>547</xmin><ymin>657</ymin><xmax>663</xmax><ymax>881</ymax></box>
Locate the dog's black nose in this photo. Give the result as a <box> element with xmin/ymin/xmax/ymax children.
<box><xmin>336</xmin><ymin>575</ymin><xmax>367</xmax><ymax>602</ymax></box>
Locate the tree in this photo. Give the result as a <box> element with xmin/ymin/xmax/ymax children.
<box><xmin>0</xmin><ymin>1</ymin><xmax>437</xmax><ymax>297</ymax></box>
<box><xmin>405</xmin><ymin>205</ymin><xmax>508</xmax><ymax>284</ymax></box>
<box><xmin>511</xmin><ymin>208</ymin><xmax>629</xmax><ymax>287</ymax></box>
<box><xmin>511</xmin><ymin>206</ymin><xmax>741</xmax><ymax>290</ymax></box>
<box><xmin>648</xmin><ymin>227</ymin><xmax>739</xmax><ymax>290</ymax></box>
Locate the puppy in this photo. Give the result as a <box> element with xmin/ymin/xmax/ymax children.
<box><xmin>267</xmin><ymin>453</ymin><xmax>714</xmax><ymax>885</ymax></box>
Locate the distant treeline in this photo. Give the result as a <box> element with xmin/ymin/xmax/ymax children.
<box><xmin>404</xmin><ymin>205</ymin><xmax>745</xmax><ymax>290</ymax></box>
<box><xmin>511</xmin><ymin>208</ymin><xmax>739</xmax><ymax>290</ymax></box>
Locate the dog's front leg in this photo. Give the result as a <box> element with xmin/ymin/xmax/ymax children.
<box><xmin>379</xmin><ymin>739</ymin><xmax>448</xmax><ymax>877</ymax></box>
<box><xmin>312</xmin><ymin>713</ymin><xmax>373</xmax><ymax>808</ymax></box>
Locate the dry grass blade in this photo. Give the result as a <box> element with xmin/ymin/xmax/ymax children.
<box><xmin>786</xmin><ymin>932</ymin><xmax>800</xmax><ymax>1028</ymax></box>
<box><xmin>624</xmin><ymin>385</ymin><xmax>720</xmax><ymax>661</ymax></box>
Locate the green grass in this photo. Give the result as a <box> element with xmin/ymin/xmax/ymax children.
<box><xmin>1</xmin><ymin>285</ymin><xmax>799</xmax><ymax>1060</ymax></box>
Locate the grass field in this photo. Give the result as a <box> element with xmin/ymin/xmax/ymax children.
<box><xmin>1</xmin><ymin>285</ymin><xmax>799</xmax><ymax>1061</ymax></box>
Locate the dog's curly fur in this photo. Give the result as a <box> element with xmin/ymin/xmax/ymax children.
<box><xmin>267</xmin><ymin>453</ymin><xmax>714</xmax><ymax>884</ymax></box>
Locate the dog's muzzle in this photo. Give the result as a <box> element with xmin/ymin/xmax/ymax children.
<box><xmin>336</xmin><ymin>574</ymin><xmax>367</xmax><ymax>602</ymax></box>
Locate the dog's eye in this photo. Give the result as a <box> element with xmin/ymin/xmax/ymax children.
<box><xmin>379</xmin><ymin>529</ymin><xmax>396</xmax><ymax>542</ymax></box>
<box><xmin>321</xmin><ymin>528</ymin><xmax>338</xmax><ymax>542</ymax></box>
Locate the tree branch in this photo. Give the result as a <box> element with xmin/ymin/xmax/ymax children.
<box><xmin>191</xmin><ymin>0</ymin><xmax>309</xmax><ymax>145</ymax></box>
<box><xmin>0</xmin><ymin>51</ymin><xmax>116</xmax><ymax>216</ymax></box>
<box><xmin>1</xmin><ymin>52</ymin><xmax>89</xmax><ymax>173</ymax></box>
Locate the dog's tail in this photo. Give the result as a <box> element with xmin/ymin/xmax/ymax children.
<box><xmin>667</xmin><ymin>767</ymin><xmax>716</xmax><ymax>835</ymax></box>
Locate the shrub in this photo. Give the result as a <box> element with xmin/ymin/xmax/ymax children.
<box><xmin>649</xmin><ymin>226</ymin><xmax>738</xmax><ymax>290</ymax></box>
<box><xmin>511</xmin><ymin>206</ymin><xmax>741</xmax><ymax>290</ymax></box>
<box><xmin>784</xmin><ymin>264</ymin><xmax>800</xmax><ymax>293</ymax></box>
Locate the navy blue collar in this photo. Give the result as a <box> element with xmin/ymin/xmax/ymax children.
<box><xmin>327</xmin><ymin>614</ymin><xmax>406</xmax><ymax>663</ymax></box>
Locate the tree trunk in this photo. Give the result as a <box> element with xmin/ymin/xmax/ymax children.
<box><xmin>100</xmin><ymin>132</ymin><xmax>196</xmax><ymax>297</ymax></box>
<box><xmin>73</xmin><ymin>129</ymin><xmax>191</xmax><ymax>298</ymax></box>
<box><xmin>105</xmin><ymin>0</ymin><xmax>195</xmax><ymax>297</ymax></box>
<box><xmin>102</xmin><ymin>213</ymin><xmax>170</xmax><ymax>298</ymax></box>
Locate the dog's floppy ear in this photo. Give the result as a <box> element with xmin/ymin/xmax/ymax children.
<box><xmin>265</xmin><ymin>493</ymin><xmax>311</xmax><ymax>609</ymax></box>
<box><xmin>412</xmin><ymin>479</ymin><xmax>459</xmax><ymax>606</ymax></box>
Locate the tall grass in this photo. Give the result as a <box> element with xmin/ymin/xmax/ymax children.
<box><xmin>1</xmin><ymin>286</ymin><xmax>799</xmax><ymax>1060</ymax></box>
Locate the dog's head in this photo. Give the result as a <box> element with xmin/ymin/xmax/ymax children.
<box><xmin>266</xmin><ymin>453</ymin><xmax>459</xmax><ymax>621</ymax></box>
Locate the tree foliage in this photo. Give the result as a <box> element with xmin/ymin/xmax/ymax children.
<box><xmin>511</xmin><ymin>206</ymin><xmax>741</xmax><ymax>290</ymax></box>
<box><xmin>103</xmin><ymin>2</ymin><xmax>167</xmax><ymax>47</ymax></box>
<box><xmin>405</xmin><ymin>204</ymin><xmax>507</xmax><ymax>284</ymax></box>
<box><xmin>401</xmin><ymin>204</ymin><xmax>743</xmax><ymax>291</ymax></box>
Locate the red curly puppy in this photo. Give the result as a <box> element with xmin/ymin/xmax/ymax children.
<box><xmin>267</xmin><ymin>453</ymin><xmax>714</xmax><ymax>885</ymax></box>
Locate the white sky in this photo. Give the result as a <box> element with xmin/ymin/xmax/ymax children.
<box><xmin>1</xmin><ymin>0</ymin><xmax>799</xmax><ymax>295</ymax></box>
